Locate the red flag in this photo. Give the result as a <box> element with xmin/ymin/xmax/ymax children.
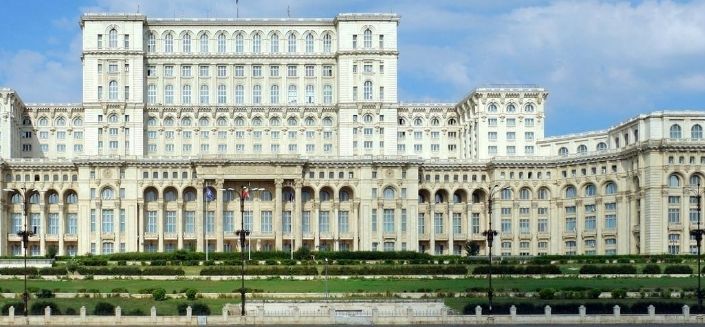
<box><xmin>242</xmin><ymin>188</ymin><xmax>249</xmax><ymax>200</ymax></box>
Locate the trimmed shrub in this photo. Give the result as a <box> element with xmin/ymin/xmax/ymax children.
<box><xmin>142</xmin><ymin>267</ymin><xmax>185</xmax><ymax>276</ymax></box>
<box><xmin>664</xmin><ymin>265</ymin><xmax>693</xmax><ymax>274</ymax></box>
<box><xmin>93</xmin><ymin>302</ymin><xmax>115</xmax><ymax>316</ymax></box>
<box><xmin>538</xmin><ymin>288</ymin><xmax>555</xmax><ymax>300</ymax></box>
<box><xmin>30</xmin><ymin>301</ymin><xmax>60</xmax><ymax>315</ymax></box>
<box><xmin>200</xmin><ymin>266</ymin><xmax>317</xmax><ymax>276</ymax></box>
<box><xmin>185</xmin><ymin>288</ymin><xmax>198</xmax><ymax>300</ymax></box>
<box><xmin>35</xmin><ymin>289</ymin><xmax>54</xmax><ymax>299</ymax></box>
<box><xmin>65</xmin><ymin>307</ymin><xmax>77</xmax><ymax>315</ymax></box>
<box><xmin>38</xmin><ymin>267</ymin><xmax>67</xmax><ymax>275</ymax></box>
<box><xmin>472</xmin><ymin>265</ymin><xmax>561</xmax><ymax>275</ymax></box>
<box><xmin>111</xmin><ymin>287</ymin><xmax>129</xmax><ymax>293</ymax></box>
<box><xmin>611</xmin><ymin>288</ymin><xmax>627</xmax><ymax>299</ymax></box>
<box><xmin>0</xmin><ymin>267</ymin><xmax>39</xmax><ymax>276</ymax></box>
<box><xmin>642</xmin><ymin>264</ymin><xmax>661</xmax><ymax>274</ymax></box>
<box><xmin>1</xmin><ymin>301</ymin><xmax>24</xmax><ymax>315</ymax></box>
<box><xmin>579</xmin><ymin>265</ymin><xmax>636</xmax><ymax>274</ymax></box>
<box><xmin>152</xmin><ymin>288</ymin><xmax>167</xmax><ymax>301</ymax></box>
<box><xmin>80</xmin><ymin>258</ymin><xmax>108</xmax><ymax>266</ymax></box>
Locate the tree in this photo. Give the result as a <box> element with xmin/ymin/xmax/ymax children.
<box><xmin>464</xmin><ymin>242</ymin><xmax>481</xmax><ymax>256</ymax></box>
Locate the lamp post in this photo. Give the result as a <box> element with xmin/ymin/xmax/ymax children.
<box><xmin>235</xmin><ymin>185</ymin><xmax>263</xmax><ymax>316</ymax></box>
<box><xmin>3</xmin><ymin>188</ymin><xmax>37</xmax><ymax>317</ymax></box>
<box><xmin>324</xmin><ymin>257</ymin><xmax>329</xmax><ymax>300</ymax></box>
<box><xmin>481</xmin><ymin>184</ymin><xmax>508</xmax><ymax>314</ymax></box>
<box><xmin>687</xmin><ymin>183</ymin><xmax>705</xmax><ymax>310</ymax></box>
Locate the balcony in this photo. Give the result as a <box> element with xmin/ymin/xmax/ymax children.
<box><xmin>500</xmin><ymin>233</ymin><xmax>513</xmax><ymax>240</ymax></box>
<box><xmin>453</xmin><ymin>233</ymin><xmax>467</xmax><ymax>241</ymax></box>
<box><xmin>518</xmin><ymin>232</ymin><xmax>532</xmax><ymax>240</ymax></box>
<box><xmin>434</xmin><ymin>233</ymin><xmax>448</xmax><ymax>240</ymax></box>
<box><xmin>182</xmin><ymin>233</ymin><xmax>196</xmax><ymax>240</ymax></box>
<box><xmin>63</xmin><ymin>234</ymin><xmax>78</xmax><ymax>242</ymax></box>
<box><xmin>101</xmin><ymin>233</ymin><xmax>115</xmax><ymax>240</ymax></box>
<box><xmin>668</xmin><ymin>224</ymin><xmax>683</xmax><ymax>231</ymax></box>
<box><xmin>602</xmin><ymin>229</ymin><xmax>617</xmax><ymax>237</ymax></box>
<box><xmin>45</xmin><ymin>234</ymin><xmax>59</xmax><ymax>242</ymax></box>
<box><xmin>302</xmin><ymin>232</ymin><xmax>314</xmax><ymax>240</ymax></box>
<box><xmin>418</xmin><ymin>233</ymin><xmax>430</xmax><ymax>241</ymax></box>
<box><xmin>537</xmin><ymin>232</ymin><xmax>550</xmax><ymax>240</ymax></box>
<box><xmin>562</xmin><ymin>231</ymin><xmax>577</xmax><ymax>239</ymax></box>
<box><xmin>383</xmin><ymin>233</ymin><xmax>397</xmax><ymax>240</ymax></box>
<box><xmin>224</xmin><ymin>232</ymin><xmax>237</xmax><ymax>240</ymax></box>
<box><xmin>163</xmin><ymin>233</ymin><xmax>178</xmax><ymax>240</ymax></box>
<box><xmin>144</xmin><ymin>233</ymin><xmax>159</xmax><ymax>240</ymax></box>
<box><xmin>582</xmin><ymin>230</ymin><xmax>597</xmax><ymax>238</ymax></box>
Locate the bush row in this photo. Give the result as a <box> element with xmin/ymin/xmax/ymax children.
<box><xmin>463</xmin><ymin>301</ymin><xmax>701</xmax><ymax>315</ymax></box>
<box><xmin>200</xmin><ymin>266</ymin><xmax>317</xmax><ymax>276</ymax></box>
<box><xmin>579</xmin><ymin>265</ymin><xmax>637</xmax><ymax>274</ymax></box>
<box><xmin>76</xmin><ymin>266</ymin><xmax>185</xmax><ymax>276</ymax></box>
<box><xmin>325</xmin><ymin>265</ymin><xmax>467</xmax><ymax>275</ymax></box>
<box><xmin>472</xmin><ymin>265</ymin><xmax>561</xmax><ymax>275</ymax></box>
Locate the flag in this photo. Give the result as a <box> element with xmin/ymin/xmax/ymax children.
<box><xmin>241</xmin><ymin>187</ymin><xmax>249</xmax><ymax>200</ymax></box>
<box><xmin>204</xmin><ymin>187</ymin><xmax>215</xmax><ymax>202</ymax></box>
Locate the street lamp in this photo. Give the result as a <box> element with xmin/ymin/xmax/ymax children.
<box><xmin>324</xmin><ymin>257</ymin><xmax>329</xmax><ymax>300</ymax></box>
<box><xmin>3</xmin><ymin>188</ymin><xmax>37</xmax><ymax>317</ymax></box>
<box><xmin>687</xmin><ymin>183</ymin><xmax>705</xmax><ymax>310</ymax></box>
<box><xmin>481</xmin><ymin>184</ymin><xmax>508</xmax><ymax>314</ymax></box>
<box><xmin>235</xmin><ymin>185</ymin><xmax>263</xmax><ymax>316</ymax></box>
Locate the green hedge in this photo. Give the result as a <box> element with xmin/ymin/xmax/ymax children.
<box><xmin>326</xmin><ymin>265</ymin><xmax>466</xmax><ymax>275</ymax></box>
<box><xmin>200</xmin><ymin>266</ymin><xmax>316</xmax><ymax>276</ymax></box>
<box><xmin>579</xmin><ymin>265</ymin><xmax>637</xmax><ymax>274</ymax></box>
<box><xmin>472</xmin><ymin>265</ymin><xmax>561</xmax><ymax>275</ymax></box>
<box><xmin>642</xmin><ymin>264</ymin><xmax>661</xmax><ymax>274</ymax></box>
<box><xmin>463</xmin><ymin>301</ymin><xmax>695</xmax><ymax>315</ymax></box>
<box><xmin>0</xmin><ymin>267</ymin><xmax>38</xmax><ymax>276</ymax></box>
<box><xmin>663</xmin><ymin>265</ymin><xmax>693</xmax><ymax>274</ymax></box>
<box><xmin>77</xmin><ymin>250</ymin><xmax>433</xmax><ymax>262</ymax></box>
<box><xmin>76</xmin><ymin>266</ymin><xmax>184</xmax><ymax>276</ymax></box>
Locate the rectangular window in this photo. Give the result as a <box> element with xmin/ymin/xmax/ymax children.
<box><xmin>184</xmin><ymin>211</ymin><xmax>195</xmax><ymax>233</ymax></box>
<box><xmin>259</xmin><ymin>211</ymin><xmax>273</xmax><ymax>234</ymax></box>
<box><xmin>319</xmin><ymin>211</ymin><xmax>330</xmax><ymax>233</ymax></box>
<box><xmin>383</xmin><ymin>209</ymin><xmax>394</xmax><ymax>233</ymax></box>
<box><xmin>119</xmin><ymin>209</ymin><xmax>126</xmax><ymax>233</ymax></box>
<box><xmin>165</xmin><ymin>211</ymin><xmax>176</xmax><ymax>233</ymax></box>
<box><xmin>243</xmin><ymin>211</ymin><xmax>253</xmax><ymax>231</ymax></box>
<box><xmin>471</xmin><ymin>213</ymin><xmax>480</xmax><ymax>234</ymax></box>
<box><xmin>146</xmin><ymin>211</ymin><xmax>157</xmax><ymax>233</ymax></box>
<box><xmin>282</xmin><ymin>211</ymin><xmax>292</xmax><ymax>234</ymax></box>
<box><xmin>338</xmin><ymin>211</ymin><xmax>349</xmax><ymax>233</ymax></box>
<box><xmin>206</xmin><ymin>211</ymin><xmax>215</xmax><ymax>234</ymax></box>
<box><xmin>90</xmin><ymin>210</ymin><xmax>96</xmax><ymax>232</ymax></box>
<box><xmin>452</xmin><ymin>213</ymin><xmax>462</xmax><ymax>234</ymax></box>
<box><xmin>434</xmin><ymin>212</ymin><xmax>444</xmax><ymax>234</ymax></box>
<box><xmin>371</xmin><ymin>209</ymin><xmax>377</xmax><ymax>232</ymax></box>
<box><xmin>47</xmin><ymin>213</ymin><xmax>59</xmax><ymax>235</ymax></box>
<box><xmin>401</xmin><ymin>209</ymin><xmax>407</xmax><ymax>232</ymax></box>
<box><xmin>302</xmin><ymin>211</ymin><xmax>311</xmax><ymax>233</ymax></box>
<box><xmin>101</xmin><ymin>209</ymin><xmax>114</xmax><ymax>233</ymax></box>
<box><xmin>417</xmin><ymin>213</ymin><xmax>425</xmax><ymax>234</ymax></box>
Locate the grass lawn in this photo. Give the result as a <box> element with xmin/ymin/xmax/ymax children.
<box><xmin>0</xmin><ymin>276</ymin><xmax>700</xmax><ymax>294</ymax></box>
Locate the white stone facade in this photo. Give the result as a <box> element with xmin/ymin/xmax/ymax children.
<box><xmin>0</xmin><ymin>13</ymin><xmax>704</xmax><ymax>257</ymax></box>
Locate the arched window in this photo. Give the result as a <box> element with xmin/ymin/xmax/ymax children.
<box><xmin>414</xmin><ymin>118</ymin><xmax>423</xmax><ymax>126</ymax></box>
<box><xmin>525</xmin><ymin>103</ymin><xmax>535</xmax><ymax>112</ymax></box>
<box><xmin>519</xmin><ymin>188</ymin><xmax>531</xmax><ymax>200</ymax></box>
<box><xmin>584</xmin><ymin>184</ymin><xmax>596</xmax><ymax>196</ymax></box>
<box><xmin>252</xmin><ymin>117</ymin><xmax>262</xmax><ymax>126</ymax></box>
<box><xmin>253</xmin><ymin>85</ymin><xmax>262</xmax><ymax>104</ymax></box>
<box><xmin>363</xmin><ymin>114</ymin><xmax>373</xmax><ymax>123</ymax></box>
<box><xmin>11</xmin><ymin>193</ymin><xmax>22</xmax><ymax>204</ymax></box>
<box><xmin>108</xmin><ymin>80</ymin><xmax>118</xmax><ymax>100</ymax></box>
<box><xmin>235</xmin><ymin>33</ymin><xmax>244</xmax><ymax>53</ymax></box>
<box><xmin>108</xmin><ymin>28</ymin><xmax>118</xmax><ymax>48</ymax></box>
<box><xmin>270</xmin><ymin>84</ymin><xmax>279</xmax><ymax>104</ymax></box>
<box><xmin>287</xmin><ymin>85</ymin><xmax>297</xmax><ymax>104</ymax></box>
<box><xmin>500</xmin><ymin>188</ymin><xmax>512</xmax><ymax>200</ymax></box>
<box><xmin>339</xmin><ymin>190</ymin><xmax>350</xmax><ymax>201</ymax></box>
<box><xmin>145</xmin><ymin>189</ymin><xmax>158</xmax><ymax>202</ymax></box>
<box><xmin>199</xmin><ymin>33</ymin><xmax>208</xmax><ymax>53</ymax></box>
<box><xmin>198</xmin><ymin>117</ymin><xmax>209</xmax><ymax>127</ymax></box>
<box><xmin>323</xmin><ymin>33</ymin><xmax>332</xmax><ymax>53</ymax></box>
<box><xmin>73</xmin><ymin>117</ymin><xmax>83</xmax><ymax>126</ymax></box>
<box><xmin>670</xmin><ymin>124</ymin><xmax>682</xmax><ymax>139</ymax></box>
<box><xmin>252</xmin><ymin>33</ymin><xmax>261</xmax><ymax>53</ymax></box>
<box><xmin>182</xmin><ymin>85</ymin><xmax>192</xmax><ymax>104</ymax></box>
<box><xmin>181</xmin><ymin>117</ymin><xmax>192</xmax><ymax>126</ymax></box>
<box><xmin>217</xmin><ymin>117</ymin><xmax>227</xmax><ymax>126</ymax></box>
<box><xmin>66</xmin><ymin>192</ymin><xmax>78</xmax><ymax>204</ymax></box>
<box><xmin>319</xmin><ymin>189</ymin><xmax>331</xmax><ymax>201</ymax></box>
<box><xmin>270</xmin><ymin>117</ymin><xmax>280</xmax><ymax>126</ymax></box>
<box><xmin>690</xmin><ymin>175</ymin><xmax>702</xmax><ymax>186</ymax></box>
<box><xmin>431</xmin><ymin>118</ymin><xmax>440</xmax><ymax>126</ymax></box>
<box><xmin>305</xmin><ymin>117</ymin><xmax>315</xmax><ymax>126</ymax></box>
<box><xmin>164</xmin><ymin>33</ymin><xmax>174</xmax><ymax>53</ymax></box>
<box><xmin>363</xmin><ymin>29</ymin><xmax>372</xmax><ymax>48</ymax></box>
<box><xmin>38</xmin><ymin>117</ymin><xmax>48</xmax><ymax>126</ymax></box>
<box><xmin>597</xmin><ymin>142</ymin><xmax>608</xmax><ymax>151</ymax></box>
<box><xmin>147</xmin><ymin>117</ymin><xmax>157</xmax><ymax>126</ymax></box>
<box><xmin>435</xmin><ymin>192</ymin><xmax>445</xmax><ymax>203</ymax></box>
<box><xmin>363</xmin><ymin>81</ymin><xmax>373</xmax><ymax>100</ymax></box>
<box><xmin>199</xmin><ymin>84</ymin><xmax>209</xmax><ymax>104</ymax></box>
<box><xmin>287</xmin><ymin>33</ymin><xmax>297</xmax><ymax>53</ymax></box>
<box><xmin>538</xmin><ymin>187</ymin><xmax>550</xmax><ymax>200</ymax></box>
<box><xmin>692</xmin><ymin>124</ymin><xmax>703</xmax><ymax>139</ymax></box>
<box><xmin>487</xmin><ymin>103</ymin><xmax>498</xmax><ymax>113</ymax></box>
<box><xmin>558</xmin><ymin>147</ymin><xmax>569</xmax><ymax>156</ymax></box>
<box><xmin>270</xmin><ymin>33</ymin><xmax>279</xmax><ymax>53</ymax></box>
<box><xmin>217</xmin><ymin>33</ymin><xmax>226</xmax><ymax>53</ymax></box>
<box><xmin>448</xmin><ymin>118</ymin><xmax>457</xmax><ymax>126</ymax></box>
<box><xmin>506</xmin><ymin>104</ymin><xmax>516</xmax><ymax>113</ymax></box>
<box><xmin>235</xmin><ymin>85</ymin><xmax>244</xmax><ymax>104</ymax></box>
<box><xmin>323</xmin><ymin>85</ymin><xmax>333</xmax><ymax>104</ymax></box>
<box><xmin>217</xmin><ymin>84</ymin><xmax>227</xmax><ymax>104</ymax></box>
<box><xmin>305</xmin><ymin>33</ymin><xmax>314</xmax><ymax>53</ymax></box>
<box><xmin>287</xmin><ymin>117</ymin><xmax>297</xmax><ymax>126</ymax></box>
<box><xmin>47</xmin><ymin>192</ymin><xmax>59</xmax><ymax>204</ymax></box>
<box><xmin>260</xmin><ymin>190</ymin><xmax>273</xmax><ymax>201</ymax></box>
<box><xmin>29</xmin><ymin>192</ymin><xmax>40</xmax><ymax>204</ymax></box>
<box><xmin>565</xmin><ymin>186</ymin><xmax>577</xmax><ymax>198</ymax></box>
<box><xmin>101</xmin><ymin>187</ymin><xmax>115</xmax><ymax>200</ymax></box>
<box><xmin>453</xmin><ymin>193</ymin><xmax>463</xmax><ymax>204</ymax></box>
<box><xmin>164</xmin><ymin>189</ymin><xmax>177</xmax><ymax>202</ymax></box>
<box><xmin>323</xmin><ymin>117</ymin><xmax>333</xmax><ymax>126</ymax></box>
<box><xmin>164</xmin><ymin>117</ymin><xmax>174</xmax><ymax>126</ymax></box>
<box><xmin>108</xmin><ymin>114</ymin><xmax>118</xmax><ymax>123</ymax></box>
<box><xmin>668</xmin><ymin>174</ymin><xmax>681</xmax><ymax>188</ymax></box>
<box><xmin>183</xmin><ymin>189</ymin><xmax>197</xmax><ymax>202</ymax></box>
<box><xmin>235</xmin><ymin>117</ymin><xmax>245</xmax><ymax>126</ymax></box>
<box><xmin>605</xmin><ymin>182</ymin><xmax>617</xmax><ymax>195</ymax></box>
<box><xmin>55</xmin><ymin>117</ymin><xmax>66</xmax><ymax>126</ymax></box>
<box><xmin>147</xmin><ymin>32</ymin><xmax>156</xmax><ymax>52</ymax></box>
<box><xmin>383</xmin><ymin>187</ymin><xmax>396</xmax><ymax>200</ymax></box>
<box><xmin>182</xmin><ymin>33</ymin><xmax>191</xmax><ymax>53</ymax></box>
<box><xmin>577</xmin><ymin>144</ymin><xmax>587</xmax><ymax>154</ymax></box>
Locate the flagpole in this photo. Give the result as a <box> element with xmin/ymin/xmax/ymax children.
<box><xmin>290</xmin><ymin>194</ymin><xmax>294</xmax><ymax>260</ymax></box>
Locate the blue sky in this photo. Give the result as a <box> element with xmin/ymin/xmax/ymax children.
<box><xmin>1</xmin><ymin>0</ymin><xmax>704</xmax><ymax>136</ymax></box>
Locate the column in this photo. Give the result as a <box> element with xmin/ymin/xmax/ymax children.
<box><xmin>352</xmin><ymin>200</ymin><xmax>360</xmax><ymax>251</ymax></box>
<box><xmin>215</xmin><ymin>180</ymin><xmax>224</xmax><ymax>252</ymax></box>
<box><xmin>195</xmin><ymin>182</ymin><xmax>204</xmax><ymax>253</ymax></box>
<box><xmin>0</xmin><ymin>198</ymin><xmax>6</xmax><ymax>256</ymax></box>
<box><xmin>448</xmin><ymin>203</ymin><xmax>454</xmax><ymax>255</ymax></box>
<box><xmin>429</xmin><ymin>207</ymin><xmax>436</xmax><ymax>255</ymax></box>
<box><xmin>40</xmin><ymin>193</ymin><xmax>47</xmax><ymax>255</ymax></box>
<box><xmin>176</xmin><ymin>202</ymin><xmax>183</xmax><ymax>250</ymax></box>
<box><xmin>274</xmin><ymin>179</ymin><xmax>283</xmax><ymax>251</ymax></box>
<box><xmin>313</xmin><ymin>201</ymin><xmax>320</xmax><ymax>249</ymax></box>
<box><xmin>294</xmin><ymin>180</ymin><xmax>303</xmax><ymax>250</ymax></box>
<box><xmin>332</xmin><ymin>206</ymin><xmax>339</xmax><ymax>251</ymax></box>
<box><xmin>136</xmin><ymin>203</ymin><xmax>143</xmax><ymax>253</ymax></box>
<box><xmin>96</xmin><ymin>202</ymin><xmax>102</xmax><ymax>254</ymax></box>
<box><xmin>58</xmin><ymin>205</ymin><xmax>65</xmax><ymax>256</ymax></box>
<box><xmin>157</xmin><ymin>200</ymin><xmax>164</xmax><ymax>252</ymax></box>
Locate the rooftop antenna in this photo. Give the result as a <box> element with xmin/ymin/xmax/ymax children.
<box><xmin>137</xmin><ymin>4</ymin><xmax>140</xmax><ymax>13</ymax></box>
<box><xmin>236</xmin><ymin>0</ymin><xmax>240</xmax><ymax>18</ymax></box>
<box><xmin>287</xmin><ymin>5</ymin><xmax>290</xmax><ymax>18</ymax></box>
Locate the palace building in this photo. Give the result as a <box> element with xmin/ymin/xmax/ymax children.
<box><xmin>0</xmin><ymin>13</ymin><xmax>704</xmax><ymax>257</ymax></box>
